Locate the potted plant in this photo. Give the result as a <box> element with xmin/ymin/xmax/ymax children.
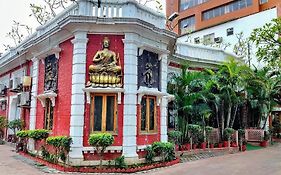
<box><xmin>209</xmin><ymin>141</ymin><xmax>214</xmax><ymax>148</ymax></box>
<box><xmin>260</xmin><ymin>131</ymin><xmax>269</xmax><ymax>147</ymax></box>
<box><xmin>242</xmin><ymin>140</ymin><xmax>247</xmax><ymax>151</ymax></box>
<box><xmin>223</xmin><ymin>128</ymin><xmax>234</xmax><ymax>148</ymax></box>
<box><xmin>8</xmin><ymin>119</ymin><xmax>24</xmax><ymax>143</ymax></box>
<box><xmin>168</xmin><ymin>130</ymin><xmax>182</xmax><ymax>151</ymax></box>
<box><xmin>205</xmin><ymin>126</ymin><xmax>213</xmax><ymax>149</ymax></box>
<box><xmin>238</xmin><ymin>129</ymin><xmax>245</xmax><ymax>151</ymax></box>
<box><xmin>0</xmin><ymin>116</ymin><xmax>7</xmax><ymax>144</ymax></box>
<box><xmin>187</xmin><ymin>124</ymin><xmax>201</xmax><ymax>150</ymax></box>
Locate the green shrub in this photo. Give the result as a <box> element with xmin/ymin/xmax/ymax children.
<box><xmin>0</xmin><ymin>116</ymin><xmax>7</xmax><ymax>130</ymax></box>
<box><xmin>16</xmin><ymin>130</ymin><xmax>30</xmax><ymax>138</ymax></box>
<box><xmin>88</xmin><ymin>133</ymin><xmax>114</xmax><ymax>167</ymax></box>
<box><xmin>188</xmin><ymin>124</ymin><xmax>201</xmax><ymax>144</ymax></box>
<box><xmin>8</xmin><ymin>119</ymin><xmax>24</xmax><ymax>131</ymax></box>
<box><xmin>28</xmin><ymin>129</ymin><xmax>49</xmax><ymax>140</ymax></box>
<box><xmin>205</xmin><ymin>126</ymin><xmax>213</xmax><ymax>144</ymax></box>
<box><xmin>151</xmin><ymin>141</ymin><xmax>175</xmax><ymax>162</ymax></box>
<box><xmin>46</xmin><ymin>136</ymin><xmax>72</xmax><ymax>163</ymax></box>
<box><xmin>114</xmin><ymin>156</ymin><xmax>127</xmax><ymax>169</ymax></box>
<box><xmin>168</xmin><ymin>130</ymin><xmax>182</xmax><ymax>145</ymax></box>
<box><xmin>145</xmin><ymin>145</ymin><xmax>155</xmax><ymax>163</ymax></box>
<box><xmin>224</xmin><ymin>128</ymin><xmax>235</xmax><ymax>141</ymax></box>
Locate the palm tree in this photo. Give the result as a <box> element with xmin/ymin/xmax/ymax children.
<box><xmin>245</xmin><ymin>67</ymin><xmax>281</xmax><ymax>129</ymax></box>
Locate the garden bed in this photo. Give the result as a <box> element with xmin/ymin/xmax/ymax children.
<box><xmin>19</xmin><ymin>152</ymin><xmax>180</xmax><ymax>173</ymax></box>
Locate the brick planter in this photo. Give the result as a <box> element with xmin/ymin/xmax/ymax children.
<box><xmin>19</xmin><ymin>152</ymin><xmax>180</xmax><ymax>173</ymax></box>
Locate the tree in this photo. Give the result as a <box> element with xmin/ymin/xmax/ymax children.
<box><xmin>250</xmin><ymin>18</ymin><xmax>281</xmax><ymax>70</ymax></box>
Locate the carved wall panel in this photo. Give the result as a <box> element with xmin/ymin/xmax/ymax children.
<box><xmin>44</xmin><ymin>54</ymin><xmax>58</xmax><ymax>92</ymax></box>
<box><xmin>138</xmin><ymin>50</ymin><xmax>160</xmax><ymax>89</ymax></box>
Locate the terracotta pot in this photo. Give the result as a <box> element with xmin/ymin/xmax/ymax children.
<box><xmin>218</xmin><ymin>143</ymin><xmax>223</xmax><ymax>148</ymax></box>
<box><xmin>175</xmin><ymin>145</ymin><xmax>180</xmax><ymax>151</ymax></box>
<box><xmin>223</xmin><ymin>141</ymin><xmax>228</xmax><ymax>147</ymax></box>
<box><xmin>201</xmin><ymin>142</ymin><xmax>206</xmax><ymax>149</ymax></box>
<box><xmin>210</xmin><ymin>143</ymin><xmax>214</xmax><ymax>148</ymax></box>
<box><xmin>185</xmin><ymin>143</ymin><xmax>191</xmax><ymax>150</ymax></box>
<box><xmin>260</xmin><ymin>140</ymin><xmax>268</xmax><ymax>147</ymax></box>
<box><xmin>242</xmin><ymin>144</ymin><xmax>246</xmax><ymax>151</ymax></box>
<box><xmin>192</xmin><ymin>144</ymin><xmax>198</xmax><ymax>149</ymax></box>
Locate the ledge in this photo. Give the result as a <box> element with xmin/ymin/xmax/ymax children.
<box><xmin>137</xmin><ymin>87</ymin><xmax>168</xmax><ymax>105</ymax></box>
<box><xmin>82</xmin><ymin>87</ymin><xmax>124</xmax><ymax>104</ymax></box>
<box><xmin>37</xmin><ymin>91</ymin><xmax>57</xmax><ymax>107</ymax></box>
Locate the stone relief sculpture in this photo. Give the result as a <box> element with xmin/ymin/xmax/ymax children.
<box><xmin>44</xmin><ymin>54</ymin><xmax>58</xmax><ymax>92</ymax></box>
<box><xmin>87</xmin><ymin>37</ymin><xmax>122</xmax><ymax>87</ymax></box>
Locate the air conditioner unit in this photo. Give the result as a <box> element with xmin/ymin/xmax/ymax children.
<box><xmin>194</xmin><ymin>37</ymin><xmax>200</xmax><ymax>44</ymax></box>
<box><xmin>10</xmin><ymin>77</ymin><xmax>22</xmax><ymax>92</ymax></box>
<box><xmin>18</xmin><ymin>92</ymin><xmax>31</xmax><ymax>107</ymax></box>
<box><xmin>0</xmin><ymin>85</ymin><xmax>7</xmax><ymax>97</ymax></box>
<box><xmin>214</xmin><ymin>37</ymin><xmax>223</xmax><ymax>43</ymax></box>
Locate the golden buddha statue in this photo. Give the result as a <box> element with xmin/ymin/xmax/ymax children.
<box><xmin>88</xmin><ymin>37</ymin><xmax>122</xmax><ymax>87</ymax></box>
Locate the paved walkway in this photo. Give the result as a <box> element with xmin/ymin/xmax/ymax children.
<box><xmin>1</xmin><ymin>144</ymin><xmax>281</xmax><ymax>175</ymax></box>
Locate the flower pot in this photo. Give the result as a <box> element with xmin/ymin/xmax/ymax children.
<box><xmin>231</xmin><ymin>142</ymin><xmax>237</xmax><ymax>147</ymax></box>
<box><xmin>185</xmin><ymin>143</ymin><xmax>191</xmax><ymax>151</ymax></box>
<box><xmin>242</xmin><ymin>144</ymin><xmax>246</xmax><ymax>151</ymax></box>
<box><xmin>218</xmin><ymin>143</ymin><xmax>223</xmax><ymax>148</ymax></box>
<box><xmin>201</xmin><ymin>142</ymin><xmax>206</xmax><ymax>149</ymax></box>
<box><xmin>192</xmin><ymin>144</ymin><xmax>198</xmax><ymax>149</ymax></box>
<box><xmin>260</xmin><ymin>140</ymin><xmax>268</xmax><ymax>147</ymax></box>
<box><xmin>210</xmin><ymin>143</ymin><xmax>214</xmax><ymax>148</ymax></box>
<box><xmin>175</xmin><ymin>145</ymin><xmax>180</xmax><ymax>151</ymax></box>
<box><xmin>223</xmin><ymin>141</ymin><xmax>228</xmax><ymax>147</ymax></box>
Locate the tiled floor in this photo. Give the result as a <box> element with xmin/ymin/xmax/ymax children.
<box><xmin>1</xmin><ymin>144</ymin><xmax>281</xmax><ymax>175</ymax></box>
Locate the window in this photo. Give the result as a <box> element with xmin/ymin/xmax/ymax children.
<box><xmin>194</xmin><ymin>37</ymin><xmax>200</xmax><ymax>44</ymax></box>
<box><xmin>180</xmin><ymin>16</ymin><xmax>196</xmax><ymax>34</ymax></box>
<box><xmin>203</xmin><ymin>33</ymin><xmax>215</xmax><ymax>45</ymax></box>
<box><xmin>202</xmin><ymin>0</ymin><xmax>253</xmax><ymax>20</ymax></box>
<box><xmin>140</xmin><ymin>96</ymin><xmax>157</xmax><ymax>133</ymax></box>
<box><xmin>180</xmin><ymin>0</ymin><xmax>209</xmax><ymax>11</ymax></box>
<box><xmin>44</xmin><ymin>98</ymin><xmax>54</xmax><ymax>130</ymax></box>
<box><xmin>227</xmin><ymin>27</ymin><xmax>234</xmax><ymax>36</ymax></box>
<box><xmin>90</xmin><ymin>94</ymin><xmax>117</xmax><ymax>133</ymax></box>
<box><xmin>260</xmin><ymin>0</ymin><xmax>268</xmax><ymax>4</ymax></box>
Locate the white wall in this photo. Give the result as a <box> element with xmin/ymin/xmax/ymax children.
<box><xmin>178</xmin><ymin>8</ymin><xmax>278</xmax><ymax>68</ymax></box>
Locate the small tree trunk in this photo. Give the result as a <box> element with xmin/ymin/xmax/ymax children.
<box><xmin>226</xmin><ymin>104</ymin><xmax>232</xmax><ymax>128</ymax></box>
<box><xmin>230</xmin><ymin>105</ymin><xmax>238</xmax><ymax>128</ymax></box>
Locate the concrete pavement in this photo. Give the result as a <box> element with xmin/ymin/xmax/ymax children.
<box><xmin>1</xmin><ymin>144</ymin><xmax>281</xmax><ymax>175</ymax></box>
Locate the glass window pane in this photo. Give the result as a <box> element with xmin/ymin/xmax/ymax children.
<box><xmin>149</xmin><ymin>98</ymin><xmax>155</xmax><ymax>131</ymax></box>
<box><xmin>49</xmin><ymin>102</ymin><xmax>54</xmax><ymax>130</ymax></box>
<box><xmin>106</xmin><ymin>96</ymin><xmax>115</xmax><ymax>131</ymax></box>
<box><xmin>94</xmin><ymin>96</ymin><xmax>102</xmax><ymax>131</ymax></box>
<box><xmin>141</xmin><ymin>97</ymin><xmax>146</xmax><ymax>131</ymax></box>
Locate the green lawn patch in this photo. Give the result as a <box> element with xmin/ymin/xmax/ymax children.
<box><xmin>246</xmin><ymin>144</ymin><xmax>263</xmax><ymax>151</ymax></box>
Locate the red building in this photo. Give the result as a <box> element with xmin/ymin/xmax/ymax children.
<box><xmin>0</xmin><ymin>0</ymin><xmax>239</xmax><ymax>166</ymax></box>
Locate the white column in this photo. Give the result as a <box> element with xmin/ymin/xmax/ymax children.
<box><xmin>69</xmin><ymin>31</ymin><xmax>88</xmax><ymax>165</ymax></box>
<box><xmin>160</xmin><ymin>54</ymin><xmax>168</xmax><ymax>142</ymax></box>
<box><xmin>78</xmin><ymin>0</ymin><xmax>93</xmax><ymax>16</ymax></box>
<box><xmin>28</xmin><ymin>57</ymin><xmax>39</xmax><ymax>151</ymax></box>
<box><xmin>122</xmin><ymin>33</ymin><xmax>138</xmax><ymax>161</ymax></box>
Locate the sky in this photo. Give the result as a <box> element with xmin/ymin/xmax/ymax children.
<box><xmin>0</xmin><ymin>0</ymin><xmax>166</xmax><ymax>54</ymax></box>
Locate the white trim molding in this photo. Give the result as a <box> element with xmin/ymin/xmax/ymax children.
<box><xmin>137</xmin><ymin>86</ymin><xmax>168</xmax><ymax>105</ymax></box>
<box><xmin>82</xmin><ymin>87</ymin><xmax>124</xmax><ymax>104</ymax></box>
<box><xmin>37</xmin><ymin>91</ymin><xmax>57</xmax><ymax>107</ymax></box>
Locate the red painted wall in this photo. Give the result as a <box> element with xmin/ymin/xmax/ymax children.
<box><xmin>0</xmin><ymin>62</ymin><xmax>31</xmax><ymax>137</ymax></box>
<box><xmin>83</xmin><ymin>34</ymin><xmax>125</xmax><ymax>147</ymax></box>
<box><xmin>36</xmin><ymin>39</ymin><xmax>73</xmax><ymax>137</ymax></box>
